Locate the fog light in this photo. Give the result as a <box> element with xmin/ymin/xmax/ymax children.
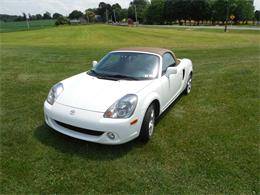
<box><xmin>107</xmin><ymin>132</ymin><xmax>115</xmax><ymax>140</ymax></box>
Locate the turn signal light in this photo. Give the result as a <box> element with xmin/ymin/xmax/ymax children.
<box><xmin>130</xmin><ymin>119</ymin><xmax>138</xmax><ymax>125</ymax></box>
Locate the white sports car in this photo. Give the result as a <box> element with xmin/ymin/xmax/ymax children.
<box><xmin>44</xmin><ymin>47</ymin><xmax>193</xmax><ymax>144</ymax></box>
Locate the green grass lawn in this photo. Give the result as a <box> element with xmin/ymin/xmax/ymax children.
<box><xmin>0</xmin><ymin>24</ymin><xmax>259</xmax><ymax>194</ymax></box>
<box><xmin>0</xmin><ymin>20</ymin><xmax>55</xmax><ymax>33</ymax></box>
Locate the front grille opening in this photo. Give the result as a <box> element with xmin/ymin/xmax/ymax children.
<box><xmin>55</xmin><ymin>120</ymin><xmax>104</xmax><ymax>136</ymax></box>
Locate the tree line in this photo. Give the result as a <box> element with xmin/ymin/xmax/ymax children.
<box><xmin>1</xmin><ymin>0</ymin><xmax>259</xmax><ymax>25</ymax></box>
<box><xmin>0</xmin><ymin>12</ymin><xmax>54</xmax><ymax>22</ymax></box>
<box><xmin>147</xmin><ymin>0</ymin><xmax>257</xmax><ymax>25</ymax></box>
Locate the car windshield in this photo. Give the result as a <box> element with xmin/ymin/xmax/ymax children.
<box><xmin>88</xmin><ymin>52</ymin><xmax>159</xmax><ymax>80</ymax></box>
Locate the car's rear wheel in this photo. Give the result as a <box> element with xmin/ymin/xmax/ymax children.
<box><xmin>184</xmin><ymin>74</ymin><xmax>192</xmax><ymax>95</ymax></box>
<box><xmin>139</xmin><ymin>104</ymin><xmax>155</xmax><ymax>143</ymax></box>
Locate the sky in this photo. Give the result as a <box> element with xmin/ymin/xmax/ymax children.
<box><xmin>0</xmin><ymin>0</ymin><xmax>260</xmax><ymax>16</ymax></box>
<box><xmin>0</xmin><ymin>0</ymin><xmax>132</xmax><ymax>15</ymax></box>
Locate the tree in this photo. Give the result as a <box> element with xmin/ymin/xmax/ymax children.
<box><xmin>97</xmin><ymin>2</ymin><xmax>107</xmax><ymax>17</ymax></box>
<box><xmin>146</xmin><ymin>0</ymin><xmax>165</xmax><ymax>24</ymax></box>
<box><xmin>22</xmin><ymin>13</ymin><xmax>27</xmax><ymax>21</ymax></box>
<box><xmin>43</xmin><ymin>12</ymin><xmax>52</xmax><ymax>19</ymax></box>
<box><xmin>119</xmin><ymin>9</ymin><xmax>128</xmax><ymax>21</ymax></box>
<box><xmin>190</xmin><ymin>0</ymin><xmax>211</xmax><ymax>25</ymax></box>
<box><xmin>112</xmin><ymin>3</ymin><xmax>121</xmax><ymax>10</ymax></box>
<box><xmin>128</xmin><ymin>0</ymin><xmax>149</xmax><ymax>23</ymax></box>
<box><xmin>112</xmin><ymin>3</ymin><xmax>122</xmax><ymax>22</ymax></box>
<box><xmin>255</xmin><ymin>10</ymin><xmax>260</xmax><ymax>21</ymax></box>
<box><xmin>55</xmin><ymin>16</ymin><xmax>70</xmax><ymax>25</ymax></box>
<box><xmin>85</xmin><ymin>9</ymin><xmax>96</xmax><ymax>23</ymax></box>
<box><xmin>120</xmin><ymin>9</ymin><xmax>128</xmax><ymax>20</ymax></box>
<box><xmin>53</xmin><ymin>13</ymin><xmax>63</xmax><ymax>19</ymax></box>
<box><xmin>210</xmin><ymin>0</ymin><xmax>254</xmax><ymax>25</ymax></box>
<box><xmin>68</xmin><ymin>10</ymin><xmax>84</xmax><ymax>19</ymax></box>
<box><xmin>173</xmin><ymin>0</ymin><xmax>192</xmax><ymax>25</ymax></box>
<box><xmin>15</xmin><ymin>16</ymin><xmax>24</xmax><ymax>21</ymax></box>
<box><xmin>163</xmin><ymin>0</ymin><xmax>177</xmax><ymax>24</ymax></box>
<box><xmin>87</xmin><ymin>8</ymin><xmax>97</xmax><ymax>14</ymax></box>
<box><xmin>212</xmin><ymin>0</ymin><xmax>228</xmax><ymax>24</ymax></box>
<box><xmin>36</xmin><ymin>14</ymin><xmax>42</xmax><ymax>20</ymax></box>
<box><xmin>97</xmin><ymin>2</ymin><xmax>112</xmax><ymax>22</ymax></box>
<box><xmin>233</xmin><ymin>0</ymin><xmax>254</xmax><ymax>23</ymax></box>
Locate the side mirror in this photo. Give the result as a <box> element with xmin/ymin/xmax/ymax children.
<box><xmin>92</xmin><ymin>61</ymin><xmax>98</xmax><ymax>67</ymax></box>
<box><xmin>166</xmin><ymin>67</ymin><xmax>177</xmax><ymax>77</ymax></box>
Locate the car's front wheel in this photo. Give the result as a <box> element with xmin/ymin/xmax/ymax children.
<box><xmin>139</xmin><ymin>104</ymin><xmax>155</xmax><ymax>143</ymax></box>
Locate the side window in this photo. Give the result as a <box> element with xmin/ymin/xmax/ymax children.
<box><xmin>162</xmin><ymin>53</ymin><xmax>176</xmax><ymax>75</ymax></box>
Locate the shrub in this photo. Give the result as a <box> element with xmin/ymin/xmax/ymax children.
<box><xmin>55</xmin><ymin>16</ymin><xmax>70</xmax><ymax>26</ymax></box>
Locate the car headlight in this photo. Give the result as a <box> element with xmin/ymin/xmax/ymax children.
<box><xmin>47</xmin><ymin>83</ymin><xmax>64</xmax><ymax>105</ymax></box>
<box><xmin>104</xmin><ymin>94</ymin><xmax>138</xmax><ymax>119</ymax></box>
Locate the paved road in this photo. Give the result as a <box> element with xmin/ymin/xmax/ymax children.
<box><xmin>139</xmin><ymin>24</ymin><xmax>260</xmax><ymax>31</ymax></box>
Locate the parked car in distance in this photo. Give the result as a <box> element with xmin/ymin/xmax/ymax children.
<box><xmin>44</xmin><ymin>47</ymin><xmax>193</xmax><ymax>144</ymax></box>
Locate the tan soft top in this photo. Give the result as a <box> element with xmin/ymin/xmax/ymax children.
<box><xmin>113</xmin><ymin>47</ymin><xmax>180</xmax><ymax>64</ymax></box>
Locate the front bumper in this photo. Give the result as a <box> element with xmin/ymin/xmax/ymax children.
<box><xmin>43</xmin><ymin>101</ymin><xmax>142</xmax><ymax>144</ymax></box>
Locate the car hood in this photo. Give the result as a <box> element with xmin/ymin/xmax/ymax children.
<box><xmin>56</xmin><ymin>72</ymin><xmax>153</xmax><ymax>112</ymax></box>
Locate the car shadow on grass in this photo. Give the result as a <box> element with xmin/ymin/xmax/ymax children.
<box><xmin>156</xmin><ymin>93</ymin><xmax>184</xmax><ymax>124</ymax></box>
<box><xmin>34</xmin><ymin>124</ymin><xmax>144</xmax><ymax>160</ymax></box>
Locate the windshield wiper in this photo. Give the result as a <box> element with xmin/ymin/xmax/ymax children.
<box><xmin>108</xmin><ymin>74</ymin><xmax>140</xmax><ymax>80</ymax></box>
<box><xmin>88</xmin><ymin>70</ymin><xmax>118</xmax><ymax>81</ymax></box>
<box><xmin>89</xmin><ymin>70</ymin><xmax>141</xmax><ymax>81</ymax></box>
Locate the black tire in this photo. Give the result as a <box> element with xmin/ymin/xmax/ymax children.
<box><xmin>184</xmin><ymin>74</ymin><xmax>192</xmax><ymax>95</ymax></box>
<box><xmin>139</xmin><ymin>104</ymin><xmax>155</xmax><ymax>143</ymax></box>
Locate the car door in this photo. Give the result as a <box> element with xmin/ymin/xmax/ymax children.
<box><xmin>159</xmin><ymin>53</ymin><xmax>176</xmax><ymax>109</ymax></box>
<box><xmin>159</xmin><ymin>52</ymin><xmax>183</xmax><ymax>110</ymax></box>
<box><xmin>174</xmin><ymin>60</ymin><xmax>186</xmax><ymax>96</ymax></box>
<box><xmin>173</xmin><ymin>61</ymin><xmax>186</xmax><ymax>98</ymax></box>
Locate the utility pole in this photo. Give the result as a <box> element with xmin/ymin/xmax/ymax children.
<box><xmin>106</xmin><ymin>8</ymin><xmax>108</xmax><ymax>24</ymax></box>
<box><xmin>134</xmin><ymin>5</ymin><xmax>138</xmax><ymax>26</ymax></box>
<box><xmin>26</xmin><ymin>13</ymin><xmax>30</xmax><ymax>30</ymax></box>
<box><xmin>224</xmin><ymin>0</ymin><xmax>229</xmax><ymax>32</ymax></box>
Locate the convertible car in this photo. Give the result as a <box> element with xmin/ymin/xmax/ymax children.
<box><xmin>44</xmin><ymin>47</ymin><xmax>193</xmax><ymax>144</ymax></box>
